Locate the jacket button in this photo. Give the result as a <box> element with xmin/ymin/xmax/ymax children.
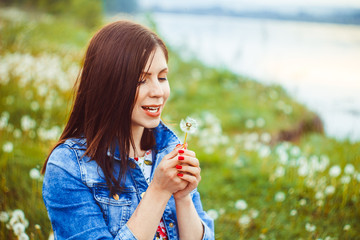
<box><xmin>113</xmin><ymin>194</ymin><xmax>119</xmax><ymax>200</ymax></box>
<box><xmin>129</xmin><ymin>161</ymin><xmax>136</xmax><ymax>169</ymax></box>
<box><xmin>169</xmin><ymin>223</ymin><xmax>174</xmax><ymax>228</ymax></box>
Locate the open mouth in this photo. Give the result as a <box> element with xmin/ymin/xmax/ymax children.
<box><xmin>142</xmin><ymin>105</ymin><xmax>161</xmax><ymax>113</ymax></box>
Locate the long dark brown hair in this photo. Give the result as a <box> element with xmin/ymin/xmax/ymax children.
<box><xmin>42</xmin><ymin>20</ymin><xmax>168</xmax><ymax>194</ymax></box>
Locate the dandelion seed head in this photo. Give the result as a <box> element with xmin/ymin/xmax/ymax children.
<box><xmin>299</xmin><ymin>199</ymin><xmax>307</xmax><ymax>206</ymax></box>
<box><xmin>238</xmin><ymin>214</ymin><xmax>251</xmax><ymax>227</ymax></box>
<box><xmin>329</xmin><ymin>165</ymin><xmax>341</xmax><ymax>178</ymax></box>
<box><xmin>2</xmin><ymin>141</ymin><xmax>13</xmax><ymax>153</ymax></box>
<box><xmin>325</xmin><ymin>185</ymin><xmax>335</xmax><ymax>195</ymax></box>
<box><xmin>344</xmin><ymin>164</ymin><xmax>355</xmax><ymax>175</ymax></box>
<box><xmin>343</xmin><ymin>224</ymin><xmax>351</xmax><ymax>231</ymax></box>
<box><xmin>235</xmin><ymin>199</ymin><xmax>248</xmax><ymax>210</ymax></box>
<box><xmin>29</xmin><ymin>168</ymin><xmax>41</xmax><ymax>180</ymax></box>
<box><xmin>305</xmin><ymin>223</ymin><xmax>316</xmax><ymax>232</ymax></box>
<box><xmin>0</xmin><ymin>211</ymin><xmax>9</xmax><ymax>222</ymax></box>
<box><xmin>290</xmin><ymin>209</ymin><xmax>297</xmax><ymax>216</ymax></box>
<box><xmin>274</xmin><ymin>192</ymin><xmax>286</xmax><ymax>202</ymax></box>
<box><xmin>18</xmin><ymin>232</ymin><xmax>29</xmax><ymax>240</ymax></box>
<box><xmin>340</xmin><ymin>175</ymin><xmax>351</xmax><ymax>184</ymax></box>
<box><xmin>12</xmin><ymin>222</ymin><xmax>25</xmax><ymax>236</ymax></box>
<box><xmin>180</xmin><ymin>117</ymin><xmax>197</xmax><ymax>134</ymax></box>
<box><xmin>206</xmin><ymin>209</ymin><xmax>219</xmax><ymax>220</ymax></box>
<box><xmin>249</xmin><ymin>209</ymin><xmax>259</xmax><ymax>219</ymax></box>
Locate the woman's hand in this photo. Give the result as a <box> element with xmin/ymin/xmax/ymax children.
<box><xmin>173</xmin><ymin>148</ymin><xmax>201</xmax><ymax>200</ymax></box>
<box><xmin>151</xmin><ymin>145</ymin><xmax>188</xmax><ymax>196</ymax></box>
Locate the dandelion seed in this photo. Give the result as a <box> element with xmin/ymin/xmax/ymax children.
<box><xmin>344</xmin><ymin>164</ymin><xmax>355</xmax><ymax>175</ymax></box>
<box><xmin>329</xmin><ymin>165</ymin><xmax>341</xmax><ymax>178</ymax></box>
<box><xmin>290</xmin><ymin>209</ymin><xmax>297</xmax><ymax>216</ymax></box>
<box><xmin>235</xmin><ymin>199</ymin><xmax>248</xmax><ymax>210</ymax></box>
<box><xmin>206</xmin><ymin>209</ymin><xmax>219</xmax><ymax>220</ymax></box>
<box><xmin>238</xmin><ymin>214</ymin><xmax>251</xmax><ymax>227</ymax></box>
<box><xmin>274</xmin><ymin>192</ymin><xmax>286</xmax><ymax>202</ymax></box>
<box><xmin>343</xmin><ymin>224</ymin><xmax>351</xmax><ymax>231</ymax></box>
<box><xmin>29</xmin><ymin>168</ymin><xmax>41</xmax><ymax>180</ymax></box>
<box><xmin>305</xmin><ymin>223</ymin><xmax>316</xmax><ymax>232</ymax></box>
<box><xmin>2</xmin><ymin>141</ymin><xmax>13</xmax><ymax>153</ymax></box>
<box><xmin>0</xmin><ymin>211</ymin><xmax>9</xmax><ymax>222</ymax></box>
<box><xmin>325</xmin><ymin>185</ymin><xmax>335</xmax><ymax>196</ymax></box>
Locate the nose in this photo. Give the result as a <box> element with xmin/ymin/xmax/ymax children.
<box><xmin>149</xmin><ymin>78</ymin><xmax>164</xmax><ymax>98</ymax></box>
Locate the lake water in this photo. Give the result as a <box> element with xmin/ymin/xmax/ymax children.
<box><xmin>152</xmin><ymin>13</ymin><xmax>360</xmax><ymax>142</ymax></box>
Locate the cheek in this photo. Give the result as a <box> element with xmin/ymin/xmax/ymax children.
<box><xmin>163</xmin><ymin>83</ymin><xmax>170</xmax><ymax>102</ymax></box>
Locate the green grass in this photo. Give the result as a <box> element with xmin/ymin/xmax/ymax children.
<box><xmin>1</xmin><ymin>7</ymin><xmax>360</xmax><ymax>240</ymax></box>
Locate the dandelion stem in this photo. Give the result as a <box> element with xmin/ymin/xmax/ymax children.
<box><xmin>183</xmin><ymin>132</ymin><xmax>188</xmax><ymax>146</ymax></box>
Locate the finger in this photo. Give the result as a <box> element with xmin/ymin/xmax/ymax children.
<box><xmin>177</xmin><ymin>155</ymin><xmax>199</xmax><ymax>167</ymax></box>
<box><xmin>177</xmin><ymin>173</ymin><xmax>199</xmax><ymax>185</ymax></box>
<box><xmin>176</xmin><ymin>165</ymin><xmax>201</xmax><ymax>177</ymax></box>
<box><xmin>178</xmin><ymin>149</ymin><xmax>195</xmax><ymax>157</ymax></box>
<box><xmin>165</xmin><ymin>144</ymin><xmax>185</xmax><ymax>160</ymax></box>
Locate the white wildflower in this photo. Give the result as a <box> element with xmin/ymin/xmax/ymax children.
<box><xmin>343</xmin><ymin>224</ymin><xmax>351</xmax><ymax>231</ymax></box>
<box><xmin>305</xmin><ymin>223</ymin><xmax>316</xmax><ymax>232</ymax></box>
<box><xmin>238</xmin><ymin>214</ymin><xmax>251</xmax><ymax>227</ymax></box>
<box><xmin>249</xmin><ymin>209</ymin><xmax>259</xmax><ymax>219</ymax></box>
<box><xmin>274</xmin><ymin>192</ymin><xmax>286</xmax><ymax>202</ymax></box>
<box><xmin>235</xmin><ymin>199</ymin><xmax>248</xmax><ymax>210</ymax></box>
<box><xmin>315</xmin><ymin>191</ymin><xmax>324</xmax><ymax>200</ymax></box>
<box><xmin>274</xmin><ymin>166</ymin><xmax>285</xmax><ymax>178</ymax></box>
<box><xmin>299</xmin><ymin>199</ymin><xmax>307</xmax><ymax>206</ymax></box>
<box><xmin>325</xmin><ymin>185</ymin><xmax>336</xmax><ymax>196</ymax></box>
<box><xmin>18</xmin><ymin>232</ymin><xmax>29</xmax><ymax>240</ymax></box>
<box><xmin>256</xmin><ymin>117</ymin><xmax>265</xmax><ymax>128</ymax></box>
<box><xmin>329</xmin><ymin>165</ymin><xmax>341</xmax><ymax>178</ymax></box>
<box><xmin>344</xmin><ymin>164</ymin><xmax>355</xmax><ymax>175</ymax></box>
<box><xmin>0</xmin><ymin>211</ymin><xmax>9</xmax><ymax>222</ymax></box>
<box><xmin>2</xmin><ymin>141</ymin><xmax>13</xmax><ymax>153</ymax></box>
<box><xmin>29</xmin><ymin>168</ymin><xmax>41</xmax><ymax>180</ymax></box>
<box><xmin>245</xmin><ymin>119</ymin><xmax>255</xmax><ymax>129</ymax></box>
<box><xmin>340</xmin><ymin>175</ymin><xmax>351</xmax><ymax>184</ymax></box>
<box><xmin>21</xmin><ymin>115</ymin><xmax>36</xmax><ymax>131</ymax></box>
<box><xmin>180</xmin><ymin>117</ymin><xmax>197</xmax><ymax>134</ymax></box>
<box><xmin>206</xmin><ymin>209</ymin><xmax>219</xmax><ymax>220</ymax></box>
<box><xmin>290</xmin><ymin>209</ymin><xmax>297</xmax><ymax>216</ymax></box>
<box><xmin>12</xmin><ymin>222</ymin><xmax>25</xmax><ymax>236</ymax></box>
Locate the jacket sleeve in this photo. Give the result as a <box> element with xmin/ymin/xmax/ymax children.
<box><xmin>42</xmin><ymin>145</ymin><xmax>137</xmax><ymax>240</ymax></box>
<box><xmin>191</xmin><ymin>190</ymin><xmax>215</xmax><ymax>240</ymax></box>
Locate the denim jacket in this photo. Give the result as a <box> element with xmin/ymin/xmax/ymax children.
<box><xmin>42</xmin><ymin>122</ymin><xmax>215</xmax><ymax>240</ymax></box>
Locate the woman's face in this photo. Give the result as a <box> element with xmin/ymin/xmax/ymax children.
<box><xmin>131</xmin><ymin>46</ymin><xmax>170</xmax><ymax>130</ymax></box>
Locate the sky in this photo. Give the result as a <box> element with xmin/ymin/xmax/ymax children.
<box><xmin>140</xmin><ymin>0</ymin><xmax>360</xmax><ymax>10</ymax></box>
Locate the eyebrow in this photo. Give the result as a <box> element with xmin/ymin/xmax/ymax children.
<box><xmin>142</xmin><ymin>68</ymin><xmax>168</xmax><ymax>76</ymax></box>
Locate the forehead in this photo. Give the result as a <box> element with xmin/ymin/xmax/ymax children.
<box><xmin>144</xmin><ymin>47</ymin><xmax>168</xmax><ymax>72</ymax></box>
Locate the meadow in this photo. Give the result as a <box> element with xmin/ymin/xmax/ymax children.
<box><xmin>1</xmin><ymin>6</ymin><xmax>360</xmax><ymax>240</ymax></box>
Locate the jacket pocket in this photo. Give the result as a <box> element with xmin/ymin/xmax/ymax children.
<box><xmin>93</xmin><ymin>186</ymin><xmax>135</xmax><ymax>236</ymax></box>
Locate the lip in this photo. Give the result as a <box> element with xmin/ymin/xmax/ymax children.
<box><xmin>141</xmin><ymin>104</ymin><xmax>162</xmax><ymax>117</ymax></box>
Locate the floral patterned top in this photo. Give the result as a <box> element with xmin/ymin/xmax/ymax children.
<box><xmin>134</xmin><ymin>149</ymin><xmax>168</xmax><ymax>240</ymax></box>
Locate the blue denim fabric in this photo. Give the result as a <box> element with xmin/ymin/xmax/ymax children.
<box><xmin>43</xmin><ymin>122</ymin><xmax>215</xmax><ymax>240</ymax></box>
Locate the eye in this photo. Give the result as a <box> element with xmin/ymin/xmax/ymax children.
<box><xmin>158</xmin><ymin>77</ymin><xmax>167</xmax><ymax>81</ymax></box>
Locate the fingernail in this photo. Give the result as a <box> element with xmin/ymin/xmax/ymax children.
<box><xmin>178</xmin><ymin>156</ymin><xmax>184</xmax><ymax>160</ymax></box>
<box><xmin>178</xmin><ymin>149</ymin><xmax>184</xmax><ymax>154</ymax></box>
<box><xmin>176</xmin><ymin>165</ymin><xmax>182</xmax><ymax>169</ymax></box>
<box><xmin>177</xmin><ymin>173</ymin><xmax>183</xmax><ymax>177</ymax></box>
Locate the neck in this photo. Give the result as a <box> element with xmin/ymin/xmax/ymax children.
<box><xmin>129</xmin><ymin>125</ymin><xmax>145</xmax><ymax>158</ymax></box>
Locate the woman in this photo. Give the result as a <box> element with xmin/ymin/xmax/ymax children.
<box><xmin>41</xmin><ymin>20</ymin><xmax>214</xmax><ymax>240</ymax></box>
